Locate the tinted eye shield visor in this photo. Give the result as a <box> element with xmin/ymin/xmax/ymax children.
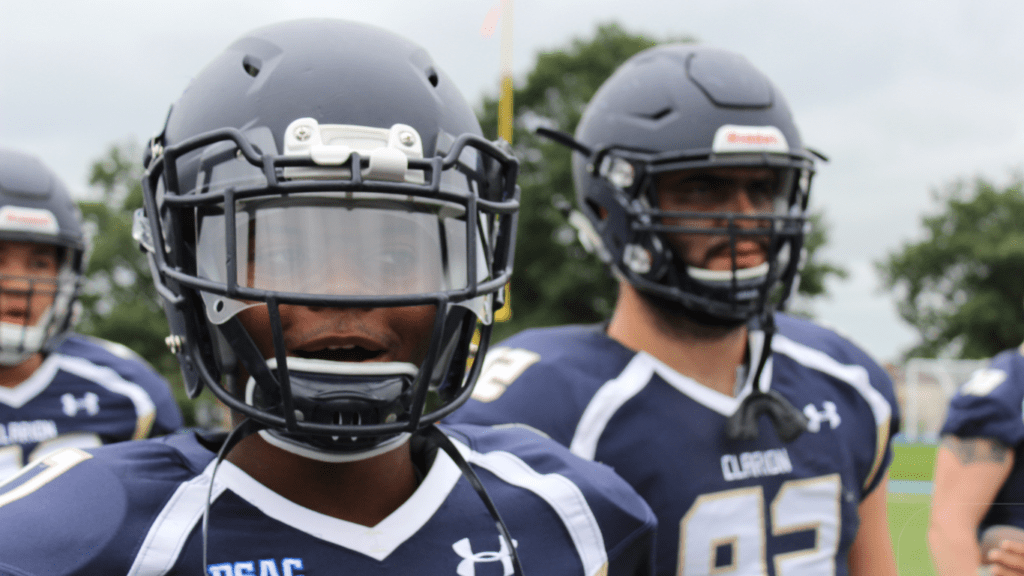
<box><xmin>195</xmin><ymin>196</ymin><xmax>490</xmax><ymax>325</ymax></box>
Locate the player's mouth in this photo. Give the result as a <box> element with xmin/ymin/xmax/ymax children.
<box><xmin>703</xmin><ymin>241</ymin><xmax>769</xmax><ymax>270</ymax></box>
<box><xmin>293</xmin><ymin>345</ymin><xmax>385</xmax><ymax>362</ymax></box>
<box><xmin>290</xmin><ymin>335</ymin><xmax>390</xmax><ymax>363</ymax></box>
<box><xmin>0</xmin><ymin>307</ymin><xmax>32</xmax><ymax>326</ymax></box>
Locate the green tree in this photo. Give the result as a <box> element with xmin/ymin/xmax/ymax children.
<box><xmin>478</xmin><ymin>23</ymin><xmax>846</xmax><ymax>340</ymax></box>
<box><xmin>793</xmin><ymin>211</ymin><xmax>850</xmax><ymax>303</ymax></box>
<box><xmin>77</xmin><ymin>141</ymin><xmax>218</xmax><ymax>428</ymax></box>
<box><xmin>878</xmin><ymin>174</ymin><xmax>1024</xmax><ymax>359</ymax></box>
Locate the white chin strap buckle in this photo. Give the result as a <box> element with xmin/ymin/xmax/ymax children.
<box><xmin>282</xmin><ymin>118</ymin><xmax>425</xmax><ymax>184</ymax></box>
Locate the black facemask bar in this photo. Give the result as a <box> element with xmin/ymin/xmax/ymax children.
<box><xmin>0</xmin><ymin>245</ymin><xmax>83</xmax><ymax>362</ymax></box>
<box><xmin>536</xmin><ymin>127</ymin><xmax>818</xmax><ymax>322</ymax></box>
<box><xmin>139</xmin><ymin>125</ymin><xmax>518</xmax><ymax>443</ymax></box>
<box><xmin>0</xmin><ymin>275</ymin><xmax>59</xmax><ymax>355</ymax></box>
<box><xmin>588</xmin><ymin>144</ymin><xmax>815</xmax><ymax>322</ymax></box>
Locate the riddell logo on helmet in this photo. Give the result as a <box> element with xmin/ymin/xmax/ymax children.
<box><xmin>712</xmin><ymin>125</ymin><xmax>789</xmax><ymax>154</ymax></box>
<box><xmin>727</xmin><ymin>132</ymin><xmax>778</xmax><ymax>145</ymax></box>
<box><xmin>0</xmin><ymin>207</ymin><xmax>59</xmax><ymax>234</ymax></box>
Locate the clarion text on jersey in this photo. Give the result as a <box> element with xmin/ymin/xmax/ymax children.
<box><xmin>720</xmin><ymin>448</ymin><xmax>793</xmax><ymax>481</ymax></box>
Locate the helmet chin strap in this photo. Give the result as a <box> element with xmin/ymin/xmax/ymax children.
<box><xmin>256</xmin><ymin>429</ymin><xmax>412</xmax><ymax>463</ymax></box>
<box><xmin>0</xmin><ymin>319</ymin><xmax>51</xmax><ymax>366</ymax></box>
<box><xmin>422</xmin><ymin>425</ymin><xmax>524</xmax><ymax>576</ymax></box>
<box><xmin>725</xmin><ymin>309</ymin><xmax>808</xmax><ymax>443</ymax></box>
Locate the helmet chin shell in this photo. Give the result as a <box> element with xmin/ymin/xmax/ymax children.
<box><xmin>245</xmin><ymin>358</ymin><xmax>414</xmax><ymax>457</ymax></box>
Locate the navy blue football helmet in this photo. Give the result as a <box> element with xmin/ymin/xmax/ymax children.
<box><xmin>545</xmin><ymin>45</ymin><xmax>819</xmax><ymax>326</ymax></box>
<box><xmin>539</xmin><ymin>45</ymin><xmax>819</xmax><ymax>441</ymax></box>
<box><xmin>0</xmin><ymin>148</ymin><xmax>86</xmax><ymax>364</ymax></box>
<box><xmin>134</xmin><ymin>19</ymin><xmax>519</xmax><ymax>459</ymax></box>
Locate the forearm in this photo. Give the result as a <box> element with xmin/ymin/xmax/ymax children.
<box><xmin>848</xmin><ymin>477</ymin><xmax>898</xmax><ymax>576</ymax></box>
<box><xmin>929</xmin><ymin>521</ymin><xmax>983</xmax><ymax>576</ymax></box>
<box><xmin>929</xmin><ymin>437</ymin><xmax>1015</xmax><ymax>576</ymax></box>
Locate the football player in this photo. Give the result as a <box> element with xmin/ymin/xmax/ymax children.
<box><xmin>448</xmin><ymin>45</ymin><xmax>900</xmax><ymax>576</ymax></box>
<box><xmin>0</xmin><ymin>20</ymin><xmax>655</xmax><ymax>575</ymax></box>
<box><xmin>0</xmin><ymin>147</ymin><xmax>181</xmax><ymax>482</ymax></box>
<box><xmin>930</xmin><ymin>348</ymin><xmax>1024</xmax><ymax>575</ymax></box>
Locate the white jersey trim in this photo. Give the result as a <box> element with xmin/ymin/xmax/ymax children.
<box><xmin>129</xmin><ymin>447</ymin><xmax>464</xmax><ymax>570</ymax></box>
<box><xmin>771</xmin><ymin>334</ymin><xmax>893</xmax><ymax>489</ymax></box>
<box><xmin>53</xmin><ymin>354</ymin><xmax>158</xmax><ymax>439</ymax></box>
<box><xmin>128</xmin><ymin>459</ymin><xmax>227</xmax><ymax>575</ymax></box>
<box><xmin>454</xmin><ymin>437</ymin><xmax>609</xmax><ymax>576</ymax></box>
<box><xmin>218</xmin><ymin>449</ymin><xmax>461</xmax><ymax>560</ymax></box>
<box><xmin>0</xmin><ymin>353</ymin><xmax>61</xmax><ymax>408</ymax></box>
<box><xmin>570</xmin><ymin>353</ymin><xmax>656</xmax><ymax>461</ymax></box>
<box><xmin>650</xmin><ymin>329</ymin><xmax>773</xmax><ymax>415</ymax></box>
<box><xmin>570</xmin><ymin>330</ymin><xmax>774</xmax><ymax>460</ymax></box>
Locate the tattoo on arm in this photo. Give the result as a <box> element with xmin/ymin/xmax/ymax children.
<box><xmin>942</xmin><ymin>435</ymin><xmax>1011</xmax><ymax>465</ymax></box>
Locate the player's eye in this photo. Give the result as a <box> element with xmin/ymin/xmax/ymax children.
<box><xmin>662</xmin><ymin>178</ymin><xmax>731</xmax><ymax>209</ymax></box>
<box><xmin>29</xmin><ymin>258</ymin><xmax>55</xmax><ymax>272</ymax></box>
<box><xmin>380</xmin><ymin>246</ymin><xmax>416</xmax><ymax>270</ymax></box>
<box><xmin>254</xmin><ymin>246</ymin><xmax>300</xmax><ymax>282</ymax></box>
<box><xmin>744</xmin><ymin>180</ymin><xmax>782</xmax><ymax>208</ymax></box>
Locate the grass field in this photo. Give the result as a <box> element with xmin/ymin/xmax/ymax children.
<box><xmin>888</xmin><ymin>443</ymin><xmax>939</xmax><ymax>576</ymax></box>
<box><xmin>890</xmin><ymin>443</ymin><xmax>939</xmax><ymax>481</ymax></box>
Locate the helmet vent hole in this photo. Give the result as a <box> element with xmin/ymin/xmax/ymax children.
<box><xmin>426</xmin><ymin>67</ymin><xmax>439</xmax><ymax>88</ymax></box>
<box><xmin>242</xmin><ymin>55</ymin><xmax>262</xmax><ymax>78</ymax></box>
<box><xmin>642</xmin><ymin>107</ymin><xmax>672</xmax><ymax>121</ymax></box>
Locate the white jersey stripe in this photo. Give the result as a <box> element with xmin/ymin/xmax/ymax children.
<box><xmin>570</xmin><ymin>330</ymin><xmax>777</xmax><ymax>460</ymax></box>
<box><xmin>52</xmin><ymin>354</ymin><xmax>158</xmax><ymax>438</ymax></box>
<box><xmin>0</xmin><ymin>355</ymin><xmax>61</xmax><ymax>408</ymax></box>
<box><xmin>455</xmin><ymin>438</ymin><xmax>609</xmax><ymax>576</ymax></box>
<box><xmin>771</xmin><ymin>334</ymin><xmax>893</xmax><ymax>489</ymax></box>
<box><xmin>128</xmin><ymin>459</ymin><xmax>226</xmax><ymax>576</ymax></box>
<box><xmin>570</xmin><ymin>354</ymin><xmax>654</xmax><ymax>460</ymax></box>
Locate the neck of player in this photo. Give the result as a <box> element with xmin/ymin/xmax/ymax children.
<box><xmin>226</xmin><ymin>430</ymin><xmax>419</xmax><ymax>526</ymax></box>
<box><xmin>607</xmin><ymin>281</ymin><xmax>748</xmax><ymax>397</ymax></box>
<box><xmin>0</xmin><ymin>353</ymin><xmax>44</xmax><ymax>388</ymax></box>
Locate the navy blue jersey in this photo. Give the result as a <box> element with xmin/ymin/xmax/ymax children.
<box><xmin>449</xmin><ymin>315</ymin><xmax>899</xmax><ymax>576</ymax></box>
<box><xmin>0</xmin><ymin>334</ymin><xmax>182</xmax><ymax>481</ymax></box>
<box><xmin>941</xmin><ymin>345</ymin><xmax>1024</xmax><ymax>533</ymax></box>
<box><xmin>0</xmin><ymin>423</ymin><xmax>655</xmax><ymax>576</ymax></box>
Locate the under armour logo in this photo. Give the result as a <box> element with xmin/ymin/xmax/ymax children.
<box><xmin>452</xmin><ymin>536</ymin><xmax>518</xmax><ymax>576</ymax></box>
<box><xmin>803</xmin><ymin>401</ymin><xmax>840</xmax><ymax>432</ymax></box>
<box><xmin>61</xmin><ymin>392</ymin><xmax>100</xmax><ymax>417</ymax></box>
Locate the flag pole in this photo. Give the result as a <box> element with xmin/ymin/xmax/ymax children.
<box><xmin>494</xmin><ymin>0</ymin><xmax>514</xmax><ymax>322</ymax></box>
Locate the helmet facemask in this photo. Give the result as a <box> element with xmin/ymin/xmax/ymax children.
<box><xmin>0</xmin><ymin>148</ymin><xmax>88</xmax><ymax>365</ymax></box>
<box><xmin>137</xmin><ymin>119</ymin><xmax>518</xmax><ymax>460</ymax></box>
<box><xmin>0</xmin><ymin>243</ymin><xmax>82</xmax><ymax>365</ymax></box>
<box><xmin>579</xmin><ymin>145</ymin><xmax>813</xmax><ymax>326</ymax></box>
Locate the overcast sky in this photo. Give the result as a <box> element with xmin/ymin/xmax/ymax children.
<box><xmin>2</xmin><ymin>0</ymin><xmax>1022</xmax><ymax>363</ymax></box>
